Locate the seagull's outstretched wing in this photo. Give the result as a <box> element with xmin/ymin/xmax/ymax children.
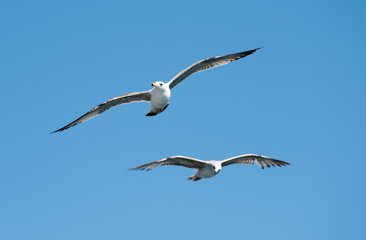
<box><xmin>167</xmin><ymin>48</ymin><xmax>261</xmax><ymax>89</ymax></box>
<box><xmin>132</xmin><ymin>156</ymin><xmax>207</xmax><ymax>171</ymax></box>
<box><xmin>221</xmin><ymin>154</ymin><xmax>290</xmax><ymax>169</ymax></box>
<box><xmin>52</xmin><ymin>91</ymin><xmax>151</xmax><ymax>133</ymax></box>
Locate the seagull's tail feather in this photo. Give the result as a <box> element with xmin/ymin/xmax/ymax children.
<box><xmin>145</xmin><ymin>104</ymin><xmax>169</xmax><ymax>117</ymax></box>
<box><xmin>188</xmin><ymin>175</ymin><xmax>202</xmax><ymax>181</ymax></box>
<box><xmin>145</xmin><ymin>111</ymin><xmax>157</xmax><ymax>116</ymax></box>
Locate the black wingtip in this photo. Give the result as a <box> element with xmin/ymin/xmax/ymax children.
<box><xmin>50</xmin><ymin>130</ymin><xmax>59</xmax><ymax>134</ymax></box>
<box><xmin>238</xmin><ymin>47</ymin><xmax>262</xmax><ymax>59</ymax></box>
<box><xmin>145</xmin><ymin>112</ymin><xmax>157</xmax><ymax>117</ymax></box>
<box><xmin>50</xmin><ymin>128</ymin><xmax>64</xmax><ymax>134</ymax></box>
<box><xmin>129</xmin><ymin>166</ymin><xmax>149</xmax><ymax>171</ymax></box>
<box><xmin>250</xmin><ymin>47</ymin><xmax>263</xmax><ymax>53</ymax></box>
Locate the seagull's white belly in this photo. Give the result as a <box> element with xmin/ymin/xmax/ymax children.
<box><xmin>150</xmin><ymin>88</ymin><xmax>171</xmax><ymax>108</ymax></box>
<box><xmin>197</xmin><ymin>165</ymin><xmax>217</xmax><ymax>178</ymax></box>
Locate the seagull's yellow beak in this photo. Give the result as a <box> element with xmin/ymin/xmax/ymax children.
<box><xmin>151</xmin><ymin>83</ymin><xmax>158</xmax><ymax>87</ymax></box>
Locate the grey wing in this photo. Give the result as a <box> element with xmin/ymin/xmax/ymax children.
<box><xmin>167</xmin><ymin>48</ymin><xmax>261</xmax><ymax>89</ymax></box>
<box><xmin>52</xmin><ymin>91</ymin><xmax>151</xmax><ymax>133</ymax></box>
<box><xmin>221</xmin><ymin>154</ymin><xmax>290</xmax><ymax>169</ymax></box>
<box><xmin>131</xmin><ymin>156</ymin><xmax>207</xmax><ymax>171</ymax></box>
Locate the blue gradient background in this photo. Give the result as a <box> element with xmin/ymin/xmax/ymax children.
<box><xmin>1</xmin><ymin>1</ymin><xmax>365</xmax><ymax>239</ymax></box>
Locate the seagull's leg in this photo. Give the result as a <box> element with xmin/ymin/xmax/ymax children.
<box><xmin>188</xmin><ymin>175</ymin><xmax>201</xmax><ymax>181</ymax></box>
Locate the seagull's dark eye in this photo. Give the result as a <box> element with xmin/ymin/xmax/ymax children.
<box><xmin>160</xmin><ymin>83</ymin><xmax>163</xmax><ymax>86</ymax></box>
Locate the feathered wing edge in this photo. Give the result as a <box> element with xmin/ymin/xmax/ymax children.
<box><xmin>52</xmin><ymin>91</ymin><xmax>151</xmax><ymax>133</ymax></box>
<box><xmin>131</xmin><ymin>156</ymin><xmax>207</xmax><ymax>171</ymax></box>
<box><xmin>221</xmin><ymin>154</ymin><xmax>290</xmax><ymax>169</ymax></box>
<box><xmin>168</xmin><ymin>47</ymin><xmax>262</xmax><ymax>89</ymax></box>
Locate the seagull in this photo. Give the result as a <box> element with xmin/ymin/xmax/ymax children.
<box><xmin>52</xmin><ymin>48</ymin><xmax>261</xmax><ymax>133</ymax></box>
<box><xmin>132</xmin><ymin>154</ymin><xmax>290</xmax><ymax>181</ymax></box>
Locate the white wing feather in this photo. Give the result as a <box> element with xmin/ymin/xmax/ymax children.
<box><xmin>221</xmin><ymin>154</ymin><xmax>290</xmax><ymax>169</ymax></box>
<box><xmin>132</xmin><ymin>156</ymin><xmax>208</xmax><ymax>171</ymax></box>
<box><xmin>52</xmin><ymin>91</ymin><xmax>151</xmax><ymax>133</ymax></box>
<box><xmin>168</xmin><ymin>48</ymin><xmax>261</xmax><ymax>89</ymax></box>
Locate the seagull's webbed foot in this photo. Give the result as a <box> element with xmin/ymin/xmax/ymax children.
<box><xmin>158</xmin><ymin>104</ymin><xmax>169</xmax><ymax>113</ymax></box>
<box><xmin>188</xmin><ymin>176</ymin><xmax>202</xmax><ymax>181</ymax></box>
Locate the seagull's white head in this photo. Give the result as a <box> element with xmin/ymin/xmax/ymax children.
<box><xmin>151</xmin><ymin>81</ymin><xmax>167</xmax><ymax>90</ymax></box>
<box><xmin>212</xmin><ymin>163</ymin><xmax>222</xmax><ymax>173</ymax></box>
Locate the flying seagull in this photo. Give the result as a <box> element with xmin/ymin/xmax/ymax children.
<box><xmin>132</xmin><ymin>154</ymin><xmax>290</xmax><ymax>181</ymax></box>
<box><xmin>52</xmin><ymin>48</ymin><xmax>261</xmax><ymax>133</ymax></box>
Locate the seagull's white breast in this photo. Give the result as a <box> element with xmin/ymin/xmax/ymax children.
<box><xmin>196</xmin><ymin>164</ymin><xmax>218</xmax><ymax>179</ymax></box>
<box><xmin>150</xmin><ymin>87</ymin><xmax>171</xmax><ymax>108</ymax></box>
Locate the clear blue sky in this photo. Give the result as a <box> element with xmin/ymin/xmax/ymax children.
<box><xmin>1</xmin><ymin>0</ymin><xmax>365</xmax><ymax>239</ymax></box>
